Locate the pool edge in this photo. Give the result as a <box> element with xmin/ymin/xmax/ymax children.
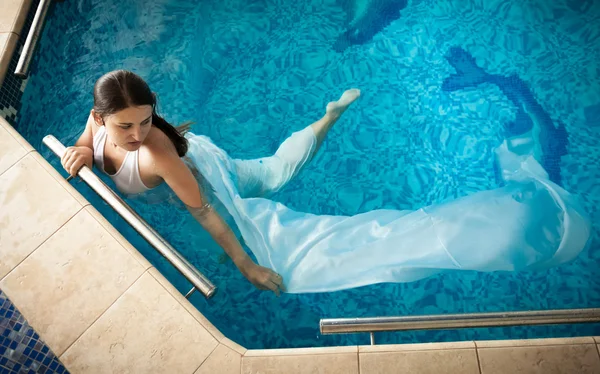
<box><xmin>2</xmin><ymin>2</ymin><xmax>600</xmax><ymax>373</ymax></box>
<box><xmin>3</xmin><ymin>106</ymin><xmax>600</xmax><ymax>374</ymax></box>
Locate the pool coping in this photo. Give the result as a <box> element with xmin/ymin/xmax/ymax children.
<box><xmin>2</xmin><ymin>1</ymin><xmax>600</xmax><ymax>373</ymax></box>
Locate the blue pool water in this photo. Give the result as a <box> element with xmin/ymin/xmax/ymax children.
<box><xmin>13</xmin><ymin>0</ymin><xmax>600</xmax><ymax>348</ymax></box>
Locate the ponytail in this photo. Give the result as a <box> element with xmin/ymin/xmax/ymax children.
<box><xmin>151</xmin><ymin>112</ymin><xmax>190</xmax><ymax>157</ymax></box>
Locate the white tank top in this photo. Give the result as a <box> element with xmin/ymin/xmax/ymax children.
<box><xmin>93</xmin><ymin>126</ymin><xmax>151</xmax><ymax>195</ymax></box>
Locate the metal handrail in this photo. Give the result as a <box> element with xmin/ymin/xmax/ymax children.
<box><xmin>43</xmin><ymin>135</ymin><xmax>216</xmax><ymax>299</ymax></box>
<box><xmin>15</xmin><ymin>0</ymin><xmax>52</xmax><ymax>78</ymax></box>
<box><xmin>321</xmin><ymin>308</ymin><xmax>600</xmax><ymax>345</ymax></box>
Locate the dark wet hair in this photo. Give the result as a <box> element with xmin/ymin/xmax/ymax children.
<box><xmin>92</xmin><ymin>70</ymin><xmax>189</xmax><ymax>157</ymax></box>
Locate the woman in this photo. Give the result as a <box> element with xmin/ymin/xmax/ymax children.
<box><xmin>61</xmin><ymin>70</ymin><xmax>360</xmax><ymax>295</ymax></box>
<box><xmin>62</xmin><ymin>70</ymin><xmax>590</xmax><ymax>295</ymax></box>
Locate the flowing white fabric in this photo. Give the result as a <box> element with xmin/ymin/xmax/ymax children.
<box><xmin>183</xmin><ymin>127</ymin><xmax>591</xmax><ymax>293</ymax></box>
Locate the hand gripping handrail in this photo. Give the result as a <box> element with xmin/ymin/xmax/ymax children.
<box><xmin>43</xmin><ymin>135</ymin><xmax>216</xmax><ymax>299</ymax></box>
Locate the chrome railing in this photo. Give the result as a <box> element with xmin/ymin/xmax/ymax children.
<box><xmin>43</xmin><ymin>135</ymin><xmax>216</xmax><ymax>299</ymax></box>
<box><xmin>15</xmin><ymin>0</ymin><xmax>53</xmax><ymax>77</ymax></box>
<box><xmin>320</xmin><ymin>308</ymin><xmax>600</xmax><ymax>345</ymax></box>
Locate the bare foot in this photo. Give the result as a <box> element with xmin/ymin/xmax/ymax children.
<box><xmin>326</xmin><ymin>89</ymin><xmax>361</xmax><ymax>119</ymax></box>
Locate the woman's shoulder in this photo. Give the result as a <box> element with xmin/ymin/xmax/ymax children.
<box><xmin>142</xmin><ymin>126</ymin><xmax>179</xmax><ymax>160</ymax></box>
<box><xmin>137</xmin><ymin>127</ymin><xmax>182</xmax><ymax>184</ymax></box>
<box><xmin>147</xmin><ymin>125</ymin><xmax>173</xmax><ymax>146</ymax></box>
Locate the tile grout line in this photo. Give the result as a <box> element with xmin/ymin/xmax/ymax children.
<box><xmin>240</xmin><ymin>350</ymin><xmax>243</xmax><ymax>374</ymax></box>
<box><xmin>595</xmin><ymin>341</ymin><xmax>600</xmax><ymax>362</ymax></box>
<box><xmin>357</xmin><ymin>349</ymin><xmax>360</xmax><ymax>374</ymax></box>
<box><xmin>0</xmin><ymin>119</ymin><xmax>34</xmax><ymax>150</ymax></box>
<box><xmin>30</xmin><ymin>151</ymin><xmax>91</xmax><ymax>209</ymax></box>
<box><xmin>0</xmin><ymin>147</ymin><xmax>33</xmax><ymax>177</ymax></box>
<box><xmin>0</xmin><ymin>205</ymin><xmax>85</xmax><ymax>284</ymax></box>
<box><xmin>148</xmin><ymin>269</ymin><xmax>224</xmax><ymax>343</ymax></box>
<box><xmin>84</xmin><ymin>206</ymin><xmax>149</xmax><ymax>270</ymax></box>
<box><xmin>474</xmin><ymin>341</ymin><xmax>483</xmax><ymax>374</ymax></box>
<box><xmin>191</xmin><ymin>342</ymin><xmax>220</xmax><ymax>374</ymax></box>
<box><xmin>58</xmin><ymin>267</ymin><xmax>152</xmax><ymax>360</ymax></box>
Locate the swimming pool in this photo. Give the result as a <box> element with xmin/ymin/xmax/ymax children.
<box><xmin>13</xmin><ymin>0</ymin><xmax>600</xmax><ymax>349</ymax></box>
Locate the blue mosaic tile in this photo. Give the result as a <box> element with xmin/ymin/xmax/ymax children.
<box><xmin>0</xmin><ymin>290</ymin><xmax>68</xmax><ymax>374</ymax></box>
<box><xmin>0</xmin><ymin>0</ymin><xmax>40</xmax><ymax>126</ymax></box>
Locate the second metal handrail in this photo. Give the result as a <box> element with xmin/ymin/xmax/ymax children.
<box><xmin>43</xmin><ymin>135</ymin><xmax>216</xmax><ymax>299</ymax></box>
<box><xmin>15</xmin><ymin>0</ymin><xmax>52</xmax><ymax>78</ymax></box>
<box><xmin>321</xmin><ymin>308</ymin><xmax>600</xmax><ymax>345</ymax></box>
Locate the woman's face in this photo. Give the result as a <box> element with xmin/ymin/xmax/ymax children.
<box><xmin>96</xmin><ymin>105</ymin><xmax>153</xmax><ymax>151</ymax></box>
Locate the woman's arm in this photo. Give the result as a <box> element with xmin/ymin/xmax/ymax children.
<box><xmin>150</xmin><ymin>137</ymin><xmax>285</xmax><ymax>295</ymax></box>
<box><xmin>61</xmin><ymin>112</ymin><xmax>95</xmax><ymax>176</ymax></box>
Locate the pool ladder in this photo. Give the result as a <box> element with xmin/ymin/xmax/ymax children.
<box><xmin>43</xmin><ymin>135</ymin><xmax>217</xmax><ymax>299</ymax></box>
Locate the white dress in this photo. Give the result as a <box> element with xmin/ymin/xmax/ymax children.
<box><xmin>182</xmin><ymin>125</ymin><xmax>592</xmax><ymax>293</ymax></box>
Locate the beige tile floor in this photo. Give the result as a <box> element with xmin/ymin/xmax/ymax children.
<box><xmin>1</xmin><ymin>1</ymin><xmax>600</xmax><ymax>372</ymax></box>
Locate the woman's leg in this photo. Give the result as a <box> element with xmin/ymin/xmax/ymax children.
<box><xmin>235</xmin><ymin>89</ymin><xmax>361</xmax><ymax>198</ymax></box>
<box><xmin>311</xmin><ymin>88</ymin><xmax>361</xmax><ymax>154</ymax></box>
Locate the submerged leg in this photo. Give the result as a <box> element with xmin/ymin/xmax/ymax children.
<box><xmin>235</xmin><ymin>89</ymin><xmax>360</xmax><ymax>197</ymax></box>
<box><xmin>311</xmin><ymin>88</ymin><xmax>361</xmax><ymax>154</ymax></box>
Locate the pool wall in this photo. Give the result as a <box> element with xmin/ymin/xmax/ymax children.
<box><xmin>2</xmin><ymin>0</ymin><xmax>600</xmax><ymax>373</ymax></box>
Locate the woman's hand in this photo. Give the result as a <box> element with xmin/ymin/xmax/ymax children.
<box><xmin>61</xmin><ymin>146</ymin><xmax>93</xmax><ymax>176</ymax></box>
<box><xmin>149</xmin><ymin>136</ymin><xmax>287</xmax><ymax>296</ymax></box>
<box><xmin>239</xmin><ymin>259</ymin><xmax>286</xmax><ymax>296</ymax></box>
